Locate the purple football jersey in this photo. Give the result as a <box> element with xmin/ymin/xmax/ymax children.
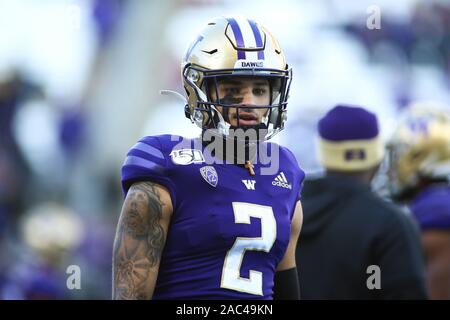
<box><xmin>410</xmin><ymin>185</ymin><xmax>450</xmax><ymax>230</ymax></box>
<box><xmin>121</xmin><ymin>134</ymin><xmax>305</xmax><ymax>299</ymax></box>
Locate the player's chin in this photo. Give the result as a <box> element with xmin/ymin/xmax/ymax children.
<box><xmin>230</xmin><ymin>123</ymin><xmax>266</xmax><ymax>132</ymax></box>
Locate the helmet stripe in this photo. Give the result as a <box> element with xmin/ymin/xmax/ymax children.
<box><xmin>226</xmin><ymin>17</ymin><xmax>246</xmax><ymax>59</ymax></box>
<box><xmin>184</xmin><ymin>35</ymin><xmax>204</xmax><ymax>62</ymax></box>
<box><xmin>248</xmin><ymin>19</ymin><xmax>265</xmax><ymax>60</ymax></box>
<box><xmin>124</xmin><ymin>156</ymin><xmax>165</xmax><ymax>173</ymax></box>
<box><xmin>130</xmin><ymin>142</ymin><xmax>165</xmax><ymax>160</ymax></box>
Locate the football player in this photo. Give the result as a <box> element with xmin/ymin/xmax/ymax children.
<box><xmin>387</xmin><ymin>103</ymin><xmax>450</xmax><ymax>299</ymax></box>
<box><xmin>112</xmin><ymin>15</ymin><xmax>305</xmax><ymax>299</ymax></box>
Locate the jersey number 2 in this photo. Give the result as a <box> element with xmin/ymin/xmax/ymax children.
<box><xmin>220</xmin><ymin>202</ymin><xmax>276</xmax><ymax>296</ymax></box>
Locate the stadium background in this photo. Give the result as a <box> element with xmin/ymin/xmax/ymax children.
<box><xmin>0</xmin><ymin>0</ymin><xmax>449</xmax><ymax>299</ymax></box>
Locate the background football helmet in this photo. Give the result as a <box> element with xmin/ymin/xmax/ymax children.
<box><xmin>181</xmin><ymin>15</ymin><xmax>292</xmax><ymax>141</ymax></box>
<box><xmin>387</xmin><ymin>102</ymin><xmax>450</xmax><ymax>199</ymax></box>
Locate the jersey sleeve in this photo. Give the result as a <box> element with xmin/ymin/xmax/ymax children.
<box><xmin>121</xmin><ymin>136</ymin><xmax>176</xmax><ymax>205</ymax></box>
<box><xmin>297</xmin><ymin>171</ymin><xmax>305</xmax><ymax>201</ymax></box>
<box><xmin>283</xmin><ymin>146</ymin><xmax>306</xmax><ymax>202</ymax></box>
<box><xmin>277</xmin><ymin>145</ymin><xmax>305</xmax><ymax>222</ymax></box>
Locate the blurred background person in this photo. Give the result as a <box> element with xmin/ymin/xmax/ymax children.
<box><xmin>0</xmin><ymin>0</ymin><xmax>127</xmax><ymax>299</ymax></box>
<box><xmin>295</xmin><ymin>105</ymin><xmax>427</xmax><ymax>299</ymax></box>
<box><xmin>386</xmin><ymin>103</ymin><xmax>450</xmax><ymax>299</ymax></box>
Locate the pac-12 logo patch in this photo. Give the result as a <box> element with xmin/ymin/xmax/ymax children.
<box><xmin>170</xmin><ymin>149</ymin><xmax>205</xmax><ymax>165</ymax></box>
<box><xmin>200</xmin><ymin>166</ymin><xmax>218</xmax><ymax>187</ymax></box>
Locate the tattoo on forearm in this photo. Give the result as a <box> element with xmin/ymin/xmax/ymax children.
<box><xmin>113</xmin><ymin>182</ymin><xmax>166</xmax><ymax>299</ymax></box>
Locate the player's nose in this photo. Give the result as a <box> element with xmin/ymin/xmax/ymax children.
<box><xmin>241</xmin><ymin>90</ymin><xmax>256</xmax><ymax>105</ymax></box>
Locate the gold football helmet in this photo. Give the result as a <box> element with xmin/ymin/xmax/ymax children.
<box><xmin>181</xmin><ymin>15</ymin><xmax>292</xmax><ymax>141</ymax></box>
<box><xmin>387</xmin><ymin>102</ymin><xmax>450</xmax><ymax>198</ymax></box>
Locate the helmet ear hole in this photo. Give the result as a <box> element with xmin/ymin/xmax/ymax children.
<box><xmin>184</xmin><ymin>104</ymin><xmax>191</xmax><ymax>120</ymax></box>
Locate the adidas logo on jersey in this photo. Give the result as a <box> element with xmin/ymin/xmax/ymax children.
<box><xmin>272</xmin><ymin>172</ymin><xmax>292</xmax><ymax>189</ymax></box>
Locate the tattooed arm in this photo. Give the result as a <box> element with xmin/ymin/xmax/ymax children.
<box><xmin>112</xmin><ymin>181</ymin><xmax>173</xmax><ymax>300</ymax></box>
